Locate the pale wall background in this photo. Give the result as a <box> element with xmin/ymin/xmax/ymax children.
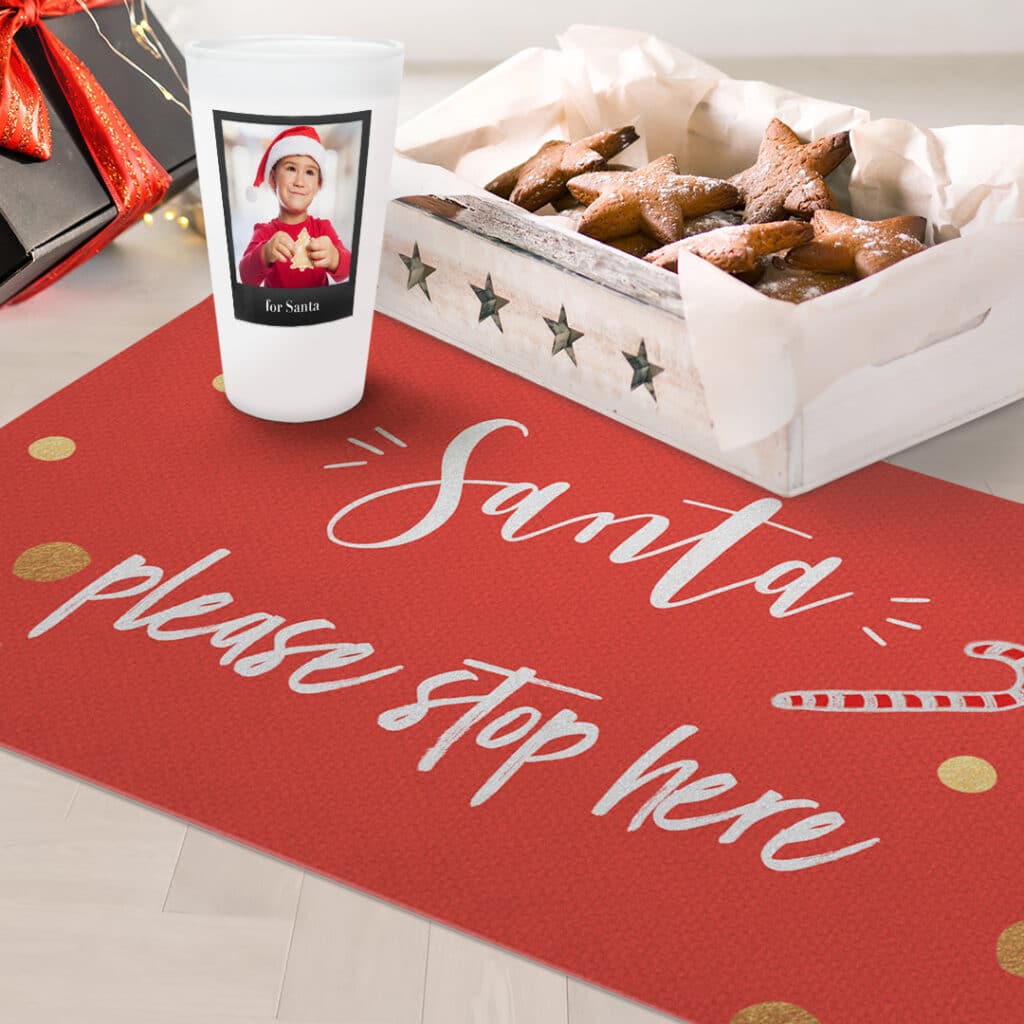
<box><xmin>149</xmin><ymin>0</ymin><xmax>1023</xmax><ymax>60</ymax></box>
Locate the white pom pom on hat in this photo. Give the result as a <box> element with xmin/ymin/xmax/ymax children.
<box><xmin>248</xmin><ymin>125</ymin><xmax>327</xmax><ymax>201</ymax></box>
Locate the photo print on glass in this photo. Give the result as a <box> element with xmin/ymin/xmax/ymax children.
<box><xmin>213</xmin><ymin>110</ymin><xmax>371</xmax><ymax>326</ymax></box>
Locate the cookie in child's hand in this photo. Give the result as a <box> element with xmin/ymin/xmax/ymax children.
<box><xmin>754</xmin><ymin>257</ymin><xmax>855</xmax><ymax>302</ymax></box>
<box><xmin>785</xmin><ymin>209</ymin><xmax>928</xmax><ymax>278</ymax></box>
<box><xmin>485</xmin><ymin>126</ymin><xmax>639</xmax><ymax>212</ymax></box>
<box><xmin>289</xmin><ymin>227</ymin><xmax>314</xmax><ymax>271</ymax></box>
<box><xmin>644</xmin><ymin>220</ymin><xmax>813</xmax><ymax>274</ymax></box>
<box><xmin>730</xmin><ymin>118</ymin><xmax>852</xmax><ymax>224</ymax></box>
<box><xmin>570</xmin><ymin>155</ymin><xmax>740</xmax><ymax>245</ymax></box>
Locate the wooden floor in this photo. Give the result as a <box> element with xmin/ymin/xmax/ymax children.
<box><xmin>0</xmin><ymin>749</ymin><xmax>681</xmax><ymax>1023</ymax></box>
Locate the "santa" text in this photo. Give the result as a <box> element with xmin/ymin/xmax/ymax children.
<box><xmin>328</xmin><ymin>419</ymin><xmax>855</xmax><ymax>619</ymax></box>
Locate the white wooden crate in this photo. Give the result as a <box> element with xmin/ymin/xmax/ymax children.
<box><xmin>376</xmin><ymin>191</ymin><xmax>1024</xmax><ymax>496</ymax></box>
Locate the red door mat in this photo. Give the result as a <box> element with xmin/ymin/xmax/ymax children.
<box><xmin>2</xmin><ymin>298</ymin><xmax>1023</xmax><ymax>1024</ymax></box>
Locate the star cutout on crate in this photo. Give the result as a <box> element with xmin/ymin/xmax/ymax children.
<box><xmin>623</xmin><ymin>340</ymin><xmax>664</xmax><ymax>401</ymax></box>
<box><xmin>399</xmin><ymin>243</ymin><xmax>436</xmax><ymax>299</ymax></box>
<box><xmin>544</xmin><ymin>306</ymin><xmax>584</xmax><ymax>365</ymax></box>
<box><xmin>471</xmin><ymin>273</ymin><xmax>509</xmax><ymax>332</ymax></box>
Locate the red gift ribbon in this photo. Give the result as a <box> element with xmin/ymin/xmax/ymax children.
<box><xmin>0</xmin><ymin>0</ymin><xmax>172</xmax><ymax>304</ymax></box>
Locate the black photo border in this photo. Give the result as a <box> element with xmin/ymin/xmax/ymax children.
<box><xmin>212</xmin><ymin>108</ymin><xmax>372</xmax><ymax>327</ymax></box>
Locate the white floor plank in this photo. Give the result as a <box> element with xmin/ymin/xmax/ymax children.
<box><xmin>568</xmin><ymin>979</ymin><xmax>692</xmax><ymax>1024</ymax></box>
<box><xmin>163</xmin><ymin>825</ymin><xmax>303</xmax><ymax>919</ymax></box>
<box><xmin>0</xmin><ymin>749</ymin><xmax>77</xmax><ymax>822</ymax></box>
<box><xmin>0</xmin><ymin>901</ymin><xmax>291</xmax><ymax>1017</ymax></box>
<box><xmin>0</xmin><ymin>818</ymin><xmax>181</xmax><ymax>909</ymax></box>
<box><xmin>422</xmin><ymin>923</ymin><xmax>568</xmax><ymax>1024</ymax></box>
<box><xmin>988</xmin><ymin>478</ymin><xmax>1024</xmax><ymax>503</ymax></box>
<box><xmin>0</xmin><ymin>1008</ymin><xmax>328</xmax><ymax>1024</ymax></box>
<box><xmin>277</xmin><ymin>872</ymin><xmax>430</xmax><ymax>1023</ymax></box>
<box><xmin>889</xmin><ymin>399</ymin><xmax>1024</xmax><ymax>493</ymax></box>
<box><xmin>65</xmin><ymin>779</ymin><xmax>188</xmax><ymax>839</ymax></box>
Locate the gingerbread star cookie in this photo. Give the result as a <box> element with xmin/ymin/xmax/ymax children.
<box><xmin>606</xmin><ymin>233</ymin><xmax>661</xmax><ymax>258</ymax></box>
<box><xmin>565</xmin><ymin>170</ymin><xmax>629</xmax><ymax>206</ymax></box>
<box><xmin>485</xmin><ymin>126</ymin><xmax>639</xmax><ymax>212</ymax></box>
<box><xmin>566</xmin><ymin>155</ymin><xmax>740</xmax><ymax>246</ymax></box>
<box><xmin>678</xmin><ymin>209</ymin><xmax>745</xmax><ymax>236</ymax></box>
<box><xmin>785</xmin><ymin>209</ymin><xmax>928</xmax><ymax>278</ymax></box>
<box><xmin>289</xmin><ymin>227</ymin><xmax>313</xmax><ymax>271</ymax></box>
<box><xmin>550</xmin><ymin>162</ymin><xmax>637</xmax><ymax>211</ymax></box>
<box><xmin>730</xmin><ymin>118</ymin><xmax>852</xmax><ymax>224</ymax></box>
<box><xmin>754</xmin><ymin>258</ymin><xmax>856</xmax><ymax>302</ymax></box>
<box><xmin>566</xmin><ymin>177</ymin><xmax>743</xmax><ymax>250</ymax></box>
<box><xmin>644</xmin><ymin>220</ymin><xmax>813</xmax><ymax>274</ymax></box>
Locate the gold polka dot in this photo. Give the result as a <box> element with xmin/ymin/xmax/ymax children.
<box><xmin>998</xmin><ymin>922</ymin><xmax>1024</xmax><ymax>978</ymax></box>
<box><xmin>938</xmin><ymin>755</ymin><xmax>997</xmax><ymax>793</ymax></box>
<box><xmin>28</xmin><ymin>436</ymin><xmax>76</xmax><ymax>461</ymax></box>
<box><xmin>12</xmin><ymin>542</ymin><xmax>91</xmax><ymax>582</ymax></box>
<box><xmin>211</xmin><ymin>374</ymin><xmax>225</xmax><ymax>392</ymax></box>
<box><xmin>731</xmin><ymin>1003</ymin><xmax>819</xmax><ymax>1024</ymax></box>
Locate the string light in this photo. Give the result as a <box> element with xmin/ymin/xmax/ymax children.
<box><xmin>63</xmin><ymin>3</ymin><xmax>201</xmax><ymax>243</ymax></box>
<box><xmin>75</xmin><ymin>0</ymin><xmax>190</xmax><ymax>116</ymax></box>
<box><xmin>128</xmin><ymin>1</ymin><xmax>189</xmax><ymax>97</ymax></box>
<box><xmin>138</xmin><ymin>200</ymin><xmax>202</xmax><ymax>239</ymax></box>
<box><xmin>130</xmin><ymin>17</ymin><xmax>160</xmax><ymax>60</ymax></box>
<box><xmin>176</xmin><ymin>187</ymin><xmax>206</xmax><ymax>239</ymax></box>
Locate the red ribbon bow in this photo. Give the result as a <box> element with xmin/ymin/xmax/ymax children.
<box><xmin>0</xmin><ymin>0</ymin><xmax>172</xmax><ymax>303</ymax></box>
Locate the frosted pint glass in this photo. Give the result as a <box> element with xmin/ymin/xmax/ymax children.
<box><xmin>186</xmin><ymin>37</ymin><xmax>404</xmax><ymax>421</ymax></box>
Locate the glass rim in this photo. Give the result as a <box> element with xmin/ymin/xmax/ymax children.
<box><xmin>185</xmin><ymin>35</ymin><xmax>404</xmax><ymax>64</ymax></box>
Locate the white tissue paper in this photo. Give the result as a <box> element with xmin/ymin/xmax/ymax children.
<box><xmin>395</xmin><ymin>25</ymin><xmax>1024</xmax><ymax>450</ymax></box>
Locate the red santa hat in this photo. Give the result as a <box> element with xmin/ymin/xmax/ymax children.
<box><xmin>247</xmin><ymin>125</ymin><xmax>327</xmax><ymax>200</ymax></box>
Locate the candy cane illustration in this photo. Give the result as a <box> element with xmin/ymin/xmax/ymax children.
<box><xmin>772</xmin><ymin>640</ymin><xmax>1024</xmax><ymax>712</ymax></box>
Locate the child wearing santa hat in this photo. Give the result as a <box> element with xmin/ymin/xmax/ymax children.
<box><xmin>238</xmin><ymin>125</ymin><xmax>352</xmax><ymax>289</ymax></box>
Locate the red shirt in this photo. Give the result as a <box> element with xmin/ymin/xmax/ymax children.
<box><xmin>239</xmin><ymin>216</ymin><xmax>352</xmax><ymax>289</ymax></box>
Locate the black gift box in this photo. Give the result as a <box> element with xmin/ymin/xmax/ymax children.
<box><xmin>0</xmin><ymin>4</ymin><xmax>196</xmax><ymax>305</ymax></box>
